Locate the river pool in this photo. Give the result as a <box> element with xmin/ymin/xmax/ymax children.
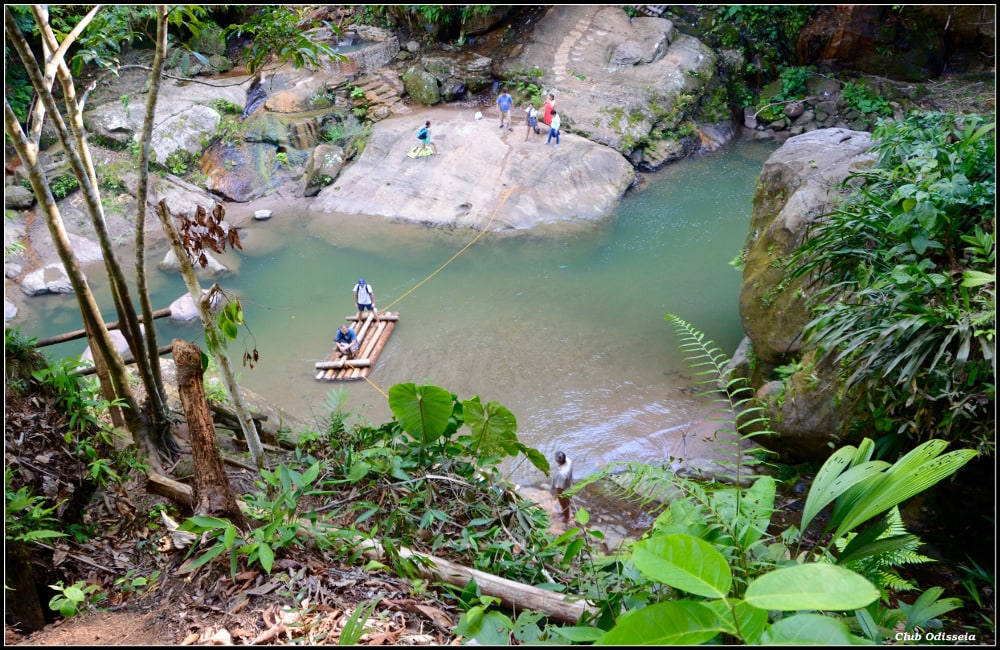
<box><xmin>18</xmin><ymin>137</ymin><xmax>779</xmax><ymax>484</ymax></box>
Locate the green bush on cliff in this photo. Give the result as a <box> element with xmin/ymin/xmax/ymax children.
<box><xmin>788</xmin><ymin>110</ymin><xmax>996</xmax><ymax>454</ymax></box>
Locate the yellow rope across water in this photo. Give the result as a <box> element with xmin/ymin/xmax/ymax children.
<box><xmin>358</xmin><ymin>145</ymin><xmax>554</xmax><ymax>397</ymax></box>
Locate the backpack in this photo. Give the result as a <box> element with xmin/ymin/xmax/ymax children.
<box><xmin>417</xmin><ymin>127</ymin><xmax>428</xmax><ymax>140</ymax></box>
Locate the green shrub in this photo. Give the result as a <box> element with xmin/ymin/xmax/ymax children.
<box><xmin>209</xmin><ymin>99</ymin><xmax>243</xmax><ymax>115</ymax></box>
<box><xmin>787</xmin><ymin>111</ymin><xmax>995</xmax><ymax>452</ymax></box>
<box><xmin>840</xmin><ymin>80</ymin><xmax>892</xmax><ymax>116</ymax></box>
<box><xmin>50</xmin><ymin>175</ymin><xmax>80</xmax><ymax>200</ymax></box>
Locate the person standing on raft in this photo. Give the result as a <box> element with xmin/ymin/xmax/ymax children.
<box><xmin>353</xmin><ymin>278</ymin><xmax>376</xmax><ymax>321</ymax></box>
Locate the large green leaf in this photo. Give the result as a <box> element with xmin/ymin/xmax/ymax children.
<box><xmin>387</xmin><ymin>383</ymin><xmax>453</xmax><ymax>445</ymax></box>
<box><xmin>899</xmin><ymin>586</ymin><xmax>962</xmax><ymax>631</ymax></box>
<box><xmin>631</xmin><ymin>534</ymin><xmax>732</xmax><ymax>598</ymax></box>
<box><xmin>745</xmin><ymin>563</ymin><xmax>879</xmax><ymax>611</ymax></box>
<box><xmin>801</xmin><ymin>440</ymin><xmax>874</xmax><ymax>532</ymax></box>
<box><xmin>595</xmin><ymin>600</ymin><xmax>721</xmax><ymax>646</ymax></box>
<box><xmin>738</xmin><ymin>476</ymin><xmax>776</xmax><ymax>548</ymax></box>
<box><xmin>800</xmin><ymin>459</ymin><xmax>890</xmax><ymax>535</ymax></box>
<box><xmin>453</xmin><ymin>605</ymin><xmax>513</xmax><ymax>645</ymax></box>
<box><xmin>703</xmin><ymin>599</ymin><xmax>768</xmax><ymax>644</ymax></box>
<box><xmin>761</xmin><ymin>613</ymin><xmax>874</xmax><ymax>645</ymax></box>
<box><xmin>830</xmin><ymin>440</ymin><xmax>979</xmax><ymax>544</ymax></box>
<box><xmin>461</xmin><ymin>398</ymin><xmax>519</xmax><ymax>458</ymax></box>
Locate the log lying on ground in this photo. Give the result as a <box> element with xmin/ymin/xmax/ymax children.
<box><xmin>209</xmin><ymin>401</ymin><xmax>291</xmax><ymax>448</ymax></box>
<box><xmin>147</xmin><ymin>473</ymin><xmax>193</xmax><ymax>508</ymax></box>
<box><xmin>358</xmin><ymin>539</ymin><xmax>596</xmax><ymax>624</ymax></box>
<box><xmin>143</xmin><ymin>474</ymin><xmax>595</xmax><ymax>624</ymax></box>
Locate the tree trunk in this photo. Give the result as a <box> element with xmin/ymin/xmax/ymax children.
<box><xmin>156</xmin><ymin>200</ymin><xmax>267</xmax><ymax>471</ymax></box>
<box><xmin>2</xmin><ymin>103</ymin><xmax>146</xmax><ymax>445</ymax></box>
<box><xmin>132</xmin><ymin>5</ymin><xmax>173</xmax><ymax>425</ymax></box>
<box><xmin>172</xmin><ymin>338</ymin><xmax>248</xmax><ymax>527</ymax></box>
<box><xmin>4</xmin><ymin>6</ymin><xmax>161</xmax><ymax>468</ymax></box>
<box><xmin>4</xmin><ymin>541</ymin><xmax>47</xmax><ymax>633</ymax></box>
<box><xmin>30</xmin><ymin>5</ymin><xmax>174</xmax><ymax>444</ymax></box>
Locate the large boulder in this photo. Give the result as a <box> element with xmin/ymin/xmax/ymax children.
<box><xmin>149</xmin><ymin>174</ymin><xmax>224</xmax><ymax>219</ymax></box>
<box><xmin>402</xmin><ymin>67</ymin><xmax>442</xmax><ymax>106</ymax></box>
<box><xmin>504</xmin><ymin>5</ymin><xmax>723</xmax><ymax>161</ymax></box>
<box><xmin>308</xmin><ymin>110</ymin><xmax>635</xmax><ymax>231</ymax></box>
<box><xmin>147</xmin><ymin>102</ymin><xmax>221</xmax><ymax>166</ymax></box>
<box><xmin>21</xmin><ymin>263</ymin><xmax>78</xmax><ymax>296</ymax></box>
<box><xmin>735</xmin><ymin>128</ymin><xmax>877</xmax><ymax>462</ymax></box>
<box><xmin>4</xmin><ymin>185</ymin><xmax>36</xmax><ymax>209</ymax></box>
<box><xmin>739</xmin><ymin>129</ymin><xmax>874</xmax><ymax>364</ymax></box>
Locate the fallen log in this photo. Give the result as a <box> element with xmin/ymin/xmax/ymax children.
<box><xmin>358</xmin><ymin>539</ymin><xmax>595</xmax><ymax>624</ymax></box>
<box><xmin>147</xmin><ymin>473</ymin><xmax>193</xmax><ymax>507</ymax></box>
<box><xmin>142</xmin><ymin>475</ymin><xmax>595</xmax><ymax>624</ymax></box>
<box><xmin>35</xmin><ymin>307</ymin><xmax>173</xmax><ymax>347</ymax></box>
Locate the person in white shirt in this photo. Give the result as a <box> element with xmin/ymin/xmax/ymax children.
<box><xmin>524</xmin><ymin>104</ymin><xmax>538</xmax><ymax>142</ymax></box>
<box><xmin>551</xmin><ymin>450</ymin><xmax>574</xmax><ymax>524</ymax></box>
<box><xmin>546</xmin><ymin>110</ymin><xmax>561</xmax><ymax>146</ymax></box>
<box><xmin>353</xmin><ymin>278</ymin><xmax>376</xmax><ymax>321</ymax></box>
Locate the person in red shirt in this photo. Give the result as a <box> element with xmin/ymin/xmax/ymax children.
<box><xmin>542</xmin><ymin>93</ymin><xmax>556</xmax><ymax>126</ymax></box>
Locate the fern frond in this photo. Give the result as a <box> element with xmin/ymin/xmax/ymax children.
<box><xmin>664</xmin><ymin>314</ymin><xmax>776</xmax><ymax>486</ymax></box>
<box><xmin>834</xmin><ymin>507</ymin><xmax>934</xmax><ymax>598</ymax></box>
<box><xmin>571</xmin><ymin>461</ymin><xmax>689</xmax><ymax>510</ymax></box>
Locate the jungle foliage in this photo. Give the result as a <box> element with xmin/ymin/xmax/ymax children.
<box><xmin>788</xmin><ymin>111</ymin><xmax>996</xmax><ymax>455</ymax></box>
<box><xmin>453</xmin><ymin>315</ymin><xmax>979</xmax><ymax>644</ymax></box>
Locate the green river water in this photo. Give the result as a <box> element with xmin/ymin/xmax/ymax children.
<box><xmin>18</xmin><ymin>138</ymin><xmax>779</xmax><ymax>484</ymax></box>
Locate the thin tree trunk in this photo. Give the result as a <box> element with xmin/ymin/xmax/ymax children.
<box><xmin>34</xmin><ymin>7</ymin><xmax>157</xmax><ymax>390</ymax></box>
<box><xmin>31</xmin><ymin>5</ymin><xmax>173</xmax><ymax>441</ymax></box>
<box><xmin>5</xmin><ymin>6</ymin><xmax>163</xmax><ymax>470</ymax></box>
<box><xmin>16</xmin><ymin>5</ymin><xmax>177</xmax><ymax>463</ymax></box>
<box><xmin>132</xmin><ymin>5</ymin><xmax>172</xmax><ymax>418</ymax></box>
<box><xmin>3</xmin><ymin>102</ymin><xmax>147</xmax><ymax>446</ymax></box>
<box><xmin>156</xmin><ymin>200</ymin><xmax>267</xmax><ymax>471</ymax></box>
<box><xmin>172</xmin><ymin>338</ymin><xmax>248</xmax><ymax>527</ymax></box>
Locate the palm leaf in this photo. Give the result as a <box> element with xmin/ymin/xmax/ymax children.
<box><xmin>900</xmin><ymin>587</ymin><xmax>963</xmax><ymax>632</ymax></box>
<box><xmin>828</xmin><ymin>439</ymin><xmax>979</xmax><ymax>546</ymax></box>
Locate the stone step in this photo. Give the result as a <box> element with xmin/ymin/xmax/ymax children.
<box><xmin>632</xmin><ymin>5</ymin><xmax>667</xmax><ymax>17</ymax></box>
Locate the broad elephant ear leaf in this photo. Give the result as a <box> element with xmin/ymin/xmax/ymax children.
<box><xmin>388</xmin><ymin>383</ymin><xmax>454</xmax><ymax>445</ymax></box>
<box><xmin>462</xmin><ymin>399</ymin><xmax>549</xmax><ymax>473</ymax></box>
<box><xmin>462</xmin><ymin>399</ymin><xmax>518</xmax><ymax>456</ymax></box>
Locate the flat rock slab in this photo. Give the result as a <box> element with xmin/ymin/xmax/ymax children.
<box><xmin>307</xmin><ymin>108</ymin><xmax>635</xmax><ymax>231</ymax></box>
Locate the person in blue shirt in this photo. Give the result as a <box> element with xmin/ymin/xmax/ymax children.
<box><xmin>496</xmin><ymin>87</ymin><xmax>513</xmax><ymax>131</ymax></box>
<box><xmin>334</xmin><ymin>324</ymin><xmax>359</xmax><ymax>358</ymax></box>
<box><xmin>417</xmin><ymin>120</ymin><xmax>438</xmax><ymax>155</ymax></box>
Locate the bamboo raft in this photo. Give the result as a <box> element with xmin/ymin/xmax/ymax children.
<box><xmin>314</xmin><ymin>311</ymin><xmax>399</xmax><ymax>381</ymax></box>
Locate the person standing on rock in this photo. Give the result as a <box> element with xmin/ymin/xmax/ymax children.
<box><xmin>524</xmin><ymin>103</ymin><xmax>539</xmax><ymax>141</ymax></box>
<box><xmin>542</xmin><ymin>93</ymin><xmax>556</xmax><ymax>127</ymax></box>
<box><xmin>496</xmin><ymin>87</ymin><xmax>514</xmax><ymax>131</ymax></box>
<box><xmin>546</xmin><ymin>110</ymin><xmax>561</xmax><ymax>146</ymax></box>
<box><xmin>551</xmin><ymin>450</ymin><xmax>574</xmax><ymax>524</ymax></box>
<box><xmin>417</xmin><ymin>120</ymin><xmax>438</xmax><ymax>155</ymax></box>
<box><xmin>353</xmin><ymin>278</ymin><xmax>376</xmax><ymax>321</ymax></box>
